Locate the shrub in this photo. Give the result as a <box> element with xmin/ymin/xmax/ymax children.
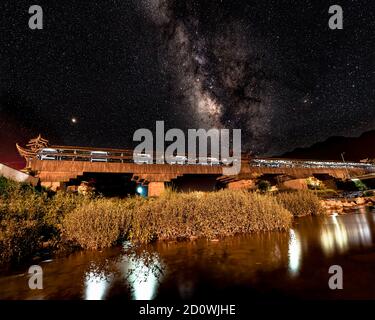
<box><xmin>0</xmin><ymin>218</ymin><xmax>43</xmax><ymax>265</ymax></box>
<box><xmin>275</xmin><ymin>190</ymin><xmax>325</xmax><ymax>217</ymax></box>
<box><xmin>257</xmin><ymin>180</ymin><xmax>271</xmax><ymax>193</ymax></box>
<box><xmin>0</xmin><ymin>178</ymin><xmax>84</xmax><ymax>265</ymax></box>
<box><xmin>363</xmin><ymin>190</ymin><xmax>374</xmax><ymax>197</ymax></box>
<box><xmin>0</xmin><ymin>179</ymin><xmax>48</xmax><ymax>265</ymax></box>
<box><xmin>0</xmin><ymin>176</ymin><xmax>17</xmax><ymax>196</ymax></box>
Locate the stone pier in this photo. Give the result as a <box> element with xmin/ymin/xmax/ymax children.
<box><xmin>227</xmin><ymin>179</ymin><xmax>255</xmax><ymax>190</ymax></box>
<box><xmin>148</xmin><ymin>182</ymin><xmax>166</xmax><ymax>197</ymax></box>
<box><xmin>280</xmin><ymin>178</ymin><xmax>309</xmax><ymax>190</ymax></box>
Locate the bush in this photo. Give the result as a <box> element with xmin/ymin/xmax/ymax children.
<box><xmin>363</xmin><ymin>190</ymin><xmax>375</xmax><ymax>197</ymax></box>
<box><xmin>0</xmin><ymin>178</ymin><xmax>84</xmax><ymax>265</ymax></box>
<box><xmin>0</xmin><ymin>219</ymin><xmax>43</xmax><ymax>265</ymax></box>
<box><xmin>0</xmin><ymin>176</ymin><xmax>17</xmax><ymax>196</ymax></box>
<box><xmin>257</xmin><ymin>180</ymin><xmax>271</xmax><ymax>193</ymax></box>
<box><xmin>275</xmin><ymin>190</ymin><xmax>325</xmax><ymax>217</ymax></box>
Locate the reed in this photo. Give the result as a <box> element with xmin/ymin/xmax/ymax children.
<box><xmin>63</xmin><ymin>190</ymin><xmax>292</xmax><ymax>248</ymax></box>
<box><xmin>274</xmin><ymin>190</ymin><xmax>325</xmax><ymax>217</ymax></box>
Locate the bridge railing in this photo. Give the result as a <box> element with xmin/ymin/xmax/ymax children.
<box><xmin>35</xmin><ymin>147</ymin><xmax>244</xmax><ymax>166</ymax></box>
<box><xmin>249</xmin><ymin>158</ymin><xmax>375</xmax><ymax>170</ymax></box>
<box><xmin>37</xmin><ymin>147</ymin><xmax>134</xmax><ymax>163</ymax></box>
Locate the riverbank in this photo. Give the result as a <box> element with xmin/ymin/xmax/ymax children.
<box><xmin>0</xmin><ymin>176</ymin><xmax>324</xmax><ymax>267</ymax></box>
<box><xmin>320</xmin><ymin>194</ymin><xmax>375</xmax><ymax>213</ymax></box>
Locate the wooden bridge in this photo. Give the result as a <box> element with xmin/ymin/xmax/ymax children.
<box><xmin>16</xmin><ymin>136</ymin><xmax>375</xmax><ymax>196</ymax></box>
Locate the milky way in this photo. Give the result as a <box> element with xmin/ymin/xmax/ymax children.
<box><xmin>140</xmin><ymin>0</ymin><xmax>280</xmax><ymax>153</ymax></box>
<box><xmin>139</xmin><ymin>0</ymin><xmax>375</xmax><ymax>155</ymax></box>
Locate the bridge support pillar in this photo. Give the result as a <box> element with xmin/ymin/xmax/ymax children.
<box><xmin>40</xmin><ymin>181</ymin><xmax>65</xmax><ymax>192</ymax></box>
<box><xmin>227</xmin><ymin>180</ymin><xmax>255</xmax><ymax>190</ymax></box>
<box><xmin>148</xmin><ymin>182</ymin><xmax>166</xmax><ymax>197</ymax></box>
<box><xmin>280</xmin><ymin>178</ymin><xmax>308</xmax><ymax>190</ymax></box>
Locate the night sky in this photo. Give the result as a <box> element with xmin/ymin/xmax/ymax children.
<box><xmin>1</xmin><ymin>0</ymin><xmax>374</xmax><ymax>167</ymax></box>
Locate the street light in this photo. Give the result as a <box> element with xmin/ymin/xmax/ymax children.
<box><xmin>137</xmin><ymin>186</ymin><xmax>144</xmax><ymax>194</ymax></box>
<box><xmin>341</xmin><ymin>152</ymin><xmax>350</xmax><ymax>179</ymax></box>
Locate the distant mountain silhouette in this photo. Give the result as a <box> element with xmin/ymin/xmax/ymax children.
<box><xmin>280</xmin><ymin>130</ymin><xmax>375</xmax><ymax>161</ymax></box>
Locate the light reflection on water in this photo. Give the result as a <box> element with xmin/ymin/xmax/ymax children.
<box><xmin>284</xmin><ymin>209</ymin><xmax>374</xmax><ymax>280</ymax></box>
<box><xmin>319</xmin><ymin>213</ymin><xmax>372</xmax><ymax>257</ymax></box>
<box><xmin>288</xmin><ymin>229</ymin><xmax>301</xmax><ymax>277</ymax></box>
<box><xmin>82</xmin><ymin>252</ymin><xmax>163</xmax><ymax>300</ymax></box>
<box><xmin>84</xmin><ymin>271</ymin><xmax>111</xmax><ymax>300</ymax></box>
<box><xmin>122</xmin><ymin>254</ymin><xmax>163</xmax><ymax>300</ymax></box>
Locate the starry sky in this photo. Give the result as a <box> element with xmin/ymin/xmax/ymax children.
<box><xmin>1</xmin><ymin>0</ymin><xmax>375</xmax><ymax>167</ymax></box>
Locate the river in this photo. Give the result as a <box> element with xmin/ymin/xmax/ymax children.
<box><xmin>1</xmin><ymin>207</ymin><xmax>375</xmax><ymax>300</ymax></box>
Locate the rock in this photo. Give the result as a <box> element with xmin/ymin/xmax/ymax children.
<box><xmin>355</xmin><ymin>197</ymin><xmax>366</xmax><ymax>205</ymax></box>
<box><xmin>66</xmin><ymin>185</ymin><xmax>78</xmax><ymax>193</ymax></box>
<box><xmin>321</xmin><ymin>199</ymin><xmax>344</xmax><ymax>210</ymax></box>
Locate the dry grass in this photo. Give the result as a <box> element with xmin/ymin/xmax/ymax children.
<box><xmin>63</xmin><ymin>190</ymin><xmax>292</xmax><ymax>248</ymax></box>
<box><xmin>274</xmin><ymin>190</ymin><xmax>325</xmax><ymax>217</ymax></box>
<box><xmin>62</xmin><ymin>197</ymin><xmax>145</xmax><ymax>249</ymax></box>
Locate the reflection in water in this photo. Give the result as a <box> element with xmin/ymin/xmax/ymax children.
<box><xmin>320</xmin><ymin>214</ymin><xmax>372</xmax><ymax>257</ymax></box>
<box><xmin>288</xmin><ymin>229</ymin><xmax>301</xmax><ymax>277</ymax></box>
<box><xmin>84</xmin><ymin>271</ymin><xmax>111</xmax><ymax>300</ymax></box>
<box><xmin>320</xmin><ymin>216</ymin><xmax>349</xmax><ymax>256</ymax></box>
<box><xmin>354</xmin><ymin>215</ymin><xmax>372</xmax><ymax>246</ymax></box>
<box><xmin>123</xmin><ymin>252</ymin><xmax>163</xmax><ymax>300</ymax></box>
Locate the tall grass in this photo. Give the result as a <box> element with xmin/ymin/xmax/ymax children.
<box><xmin>63</xmin><ymin>190</ymin><xmax>292</xmax><ymax>249</ymax></box>
<box><xmin>275</xmin><ymin>190</ymin><xmax>325</xmax><ymax>217</ymax></box>
<box><xmin>62</xmin><ymin>197</ymin><xmax>145</xmax><ymax>249</ymax></box>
